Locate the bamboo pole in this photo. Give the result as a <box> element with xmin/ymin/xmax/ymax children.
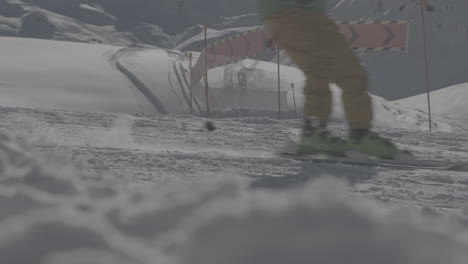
<box><xmin>188</xmin><ymin>52</ymin><xmax>193</xmax><ymax>115</ymax></box>
<box><xmin>291</xmin><ymin>83</ymin><xmax>297</xmax><ymax>118</ymax></box>
<box><xmin>419</xmin><ymin>0</ymin><xmax>432</xmax><ymax>132</ymax></box>
<box><xmin>277</xmin><ymin>47</ymin><xmax>281</xmax><ymax>119</ymax></box>
<box><xmin>203</xmin><ymin>24</ymin><xmax>211</xmax><ymax>117</ymax></box>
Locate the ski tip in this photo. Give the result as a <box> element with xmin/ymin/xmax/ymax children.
<box><xmin>393</xmin><ymin>150</ymin><xmax>416</xmax><ymax>161</ymax></box>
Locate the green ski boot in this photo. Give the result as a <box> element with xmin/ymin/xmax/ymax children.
<box><xmin>297</xmin><ymin>119</ymin><xmax>348</xmax><ymax>157</ymax></box>
<box><xmin>347</xmin><ymin>129</ymin><xmax>398</xmax><ymax>160</ymax></box>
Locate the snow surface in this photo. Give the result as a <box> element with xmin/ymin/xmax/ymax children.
<box><xmin>1</xmin><ymin>105</ymin><xmax>468</xmax><ymax>264</ymax></box>
<box><xmin>395</xmin><ymin>83</ymin><xmax>468</xmax><ymax>121</ymax></box>
<box><xmin>0</xmin><ymin>4</ymin><xmax>468</xmax><ymax>263</ymax></box>
<box><xmin>0</xmin><ymin>37</ymin><xmax>156</xmax><ymax>114</ymax></box>
<box><xmin>122</xmin><ymin>48</ymin><xmax>456</xmax><ymax>132</ymax></box>
<box><xmin>1</xmin><ymin>36</ymin><xmax>455</xmax><ymax>132</ymax></box>
<box><xmin>1</xmin><ymin>37</ymin><xmax>468</xmax><ymax>263</ymax></box>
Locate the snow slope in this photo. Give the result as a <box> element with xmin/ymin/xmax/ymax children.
<box><xmin>1</xmin><ymin>3</ymin><xmax>468</xmax><ymax>263</ymax></box>
<box><xmin>395</xmin><ymin>83</ymin><xmax>468</xmax><ymax>121</ymax></box>
<box><xmin>0</xmin><ymin>36</ymin><xmax>455</xmax><ymax>131</ymax></box>
<box><xmin>0</xmin><ymin>37</ymin><xmax>467</xmax><ymax>264</ymax></box>
<box><xmin>1</xmin><ymin>105</ymin><xmax>468</xmax><ymax>264</ymax></box>
<box><xmin>0</xmin><ymin>37</ymin><xmax>155</xmax><ymax>114</ymax></box>
<box><xmin>2</xmin><ymin>0</ymin><xmax>468</xmax><ymax>102</ymax></box>
<box><xmin>193</xmin><ymin>57</ymin><xmax>453</xmax><ymax>132</ymax></box>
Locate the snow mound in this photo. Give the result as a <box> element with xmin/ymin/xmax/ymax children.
<box><xmin>195</xmin><ymin>58</ymin><xmax>453</xmax><ymax>131</ymax></box>
<box><xmin>1</xmin><ymin>129</ymin><xmax>468</xmax><ymax>263</ymax></box>
<box><xmin>0</xmin><ymin>36</ymin><xmax>458</xmax><ymax>132</ymax></box>
<box><xmin>0</xmin><ymin>37</ymin><xmax>155</xmax><ymax>114</ymax></box>
<box><xmin>328</xmin><ymin>86</ymin><xmax>453</xmax><ymax>132</ymax></box>
<box><xmin>180</xmin><ymin>180</ymin><xmax>468</xmax><ymax>264</ymax></box>
<box><xmin>395</xmin><ymin>83</ymin><xmax>468</xmax><ymax>121</ymax></box>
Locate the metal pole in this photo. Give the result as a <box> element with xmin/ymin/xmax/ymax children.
<box><xmin>291</xmin><ymin>83</ymin><xmax>297</xmax><ymax>118</ymax></box>
<box><xmin>420</xmin><ymin>0</ymin><xmax>432</xmax><ymax>132</ymax></box>
<box><xmin>277</xmin><ymin>47</ymin><xmax>281</xmax><ymax>119</ymax></box>
<box><xmin>204</xmin><ymin>24</ymin><xmax>211</xmax><ymax>117</ymax></box>
<box><xmin>188</xmin><ymin>52</ymin><xmax>193</xmax><ymax>115</ymax></box>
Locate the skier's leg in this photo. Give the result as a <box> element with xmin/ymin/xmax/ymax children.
<box><xmin>263</xmin><ymin>12</ymin><xmax>347</xmax><ymax>156</ymax></box>
<box><xmin>264</xmin><ymin>11</ymin><xmax>333</xmax><ymax>123</ymax></box>
<box><xmin>324</xmin><ymin>23</ymin><xmax>398</xmax><ymax>159</ymax></box>
<box><xmin>303</xmin><ymin>77</ymin><xmax>332</xmax><ymax>123</ymax></box>
<box><xmin>298</xmin><ymin>76</ymin><xmax>348</xmax><ymax>156</ymax></box>
<box><xmin>336</xmin><ymin>74</ymin><xmax>373</xmax><ymax>130</ymax></box>
<box><xmin>315</xmin><ymin>18</ymin><xmax>373</xmax><ymax>129</ymax></box>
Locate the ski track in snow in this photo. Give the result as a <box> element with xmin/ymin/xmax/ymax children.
<box><xmin>2</xmin><ymin>106</ymin><xmax>468</xmax><ymax>211</ymax></box>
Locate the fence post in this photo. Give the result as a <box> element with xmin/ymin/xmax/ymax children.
<box><xmin>419</xmin><ymin>0</ymin><xmax>432</xmax><ymax>132</ymax></box>
<box><xmin>188</xmin><ymin>52</ymin><xmax>193</xmax><ymax>115</ymax></box>
<box><xmin>204</xmin><ymin>24</ymin><xmax>211</xmax><ymax>117</ymax></box>
<box><xmin>277</xmin><ymin>46</ymin><xmax>281</xmax><ymax>119</ymax></box>
<box><xmin>291</xmin><ymin>83</ymin><xmax>297</xmax><ymax>118</ymax></box>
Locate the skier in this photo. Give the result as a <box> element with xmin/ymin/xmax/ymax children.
<box><xmin>257</xmin><ymin>0</ymin><xmax>398</xmax><ymax>159</ymax></box>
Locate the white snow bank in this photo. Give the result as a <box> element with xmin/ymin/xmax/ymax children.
<box><xmin>117</xmin><ymin>48</ymin><xmax>190</xmax><ymax>114</ymax></box>
<box><xmin>0</xmin><ymin>36</ymin><xmax>456</xmax><ymax>131</ymax></box>
<box><xmin>0</xmin><ymin>37</ymin><xmax>155</xmax><ymax>114</ymax></box>
<box><xmin>328</xmin><ymin>85</ymin><xmax>453</xmax><ymax>132</ymax></box>
<box><xmin>130</xmin><ymin>50</ymin><xmax>451</xmax><ymax>131</ymax></box>
<box><xmin>1</xmin><ymin>129</ymin><xmax>468</xmax><ymax>264</ymax></box>
<box><xmin>180</xmin><ymin>180</ymin><xmax>468</xmax><ymax>264</ymax></box>
<box><xmin>395</xmin><ymin>83</ymin><xmax>468</xmax><ymax>121</ymax></box>
<box><xmin>188</xmin><ymin>56</ymin><xmax>453</xmax><ymax>131</ymax></box>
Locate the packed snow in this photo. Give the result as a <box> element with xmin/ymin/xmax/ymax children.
<box><xmin>1</xmin><ymin>37</ymin><xmax>468</xmax><ymax>263</ymax></box>
<box><xmin>0</xmin><ymin>37</ymin><xmax>456</xmax><ymax>131</ymax></box>
<box><xmin>1</xmin><ymin>106</ymin><xmax>468</xmax><ymax>264</ymax></box>
<box><xmin>0</xmin><ymin>37</ymin><xmax>155</xmax><ymax>114</ymax></box>
<box><xmin>396</xmin><ymin>82</ymin><xmax>468</xmax><ymax>121</ymax></box>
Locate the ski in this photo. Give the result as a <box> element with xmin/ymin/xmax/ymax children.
<box><xmin>278</xmin><ymin>139</ymin><xmax>468</xmax><ymax>172</ymax></box>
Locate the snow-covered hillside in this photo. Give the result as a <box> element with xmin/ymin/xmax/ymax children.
<box><xmin>1</xmin><ymin>2</ymin><xmax>468</xmax><ymax>263</ymax></box>
<box><xmin>1</xmin><ymin>104</ymin><xmax>468</xmax><ymax>264</ymax></box>
<box><xmin>395</xmin><ymin>83</ymin><xmax>468</xmax><ymax>121</ymax></box>
<box><xmin>0</xmin><ymin>37</ymin><xmax>156</xmax><ymax>113</ymax></box>
<box><xmin>0</xmin><ymin>36</ymin><xmax>456</xmax><ymax>132</ymax></box>
<box><xmin>2</xmin><ymin>0</ymin><xmax>467</xmax><ymax>101</ymax></box>
<box><xmin>191</xmin><ymin>57</ymin><xmax>453</xmax><ymax>132</ymax></box>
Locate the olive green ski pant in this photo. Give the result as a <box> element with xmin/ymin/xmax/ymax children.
<box><xmin>263</xmin><ymin>9</ymin><xmax>373</xmax><ymax>129</ymax></box>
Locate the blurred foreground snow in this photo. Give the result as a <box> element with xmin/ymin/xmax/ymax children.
<box><xmin>1</xmin><ymin>129</ymin><xmax>468</xmax><ymax>264</ymax></box>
